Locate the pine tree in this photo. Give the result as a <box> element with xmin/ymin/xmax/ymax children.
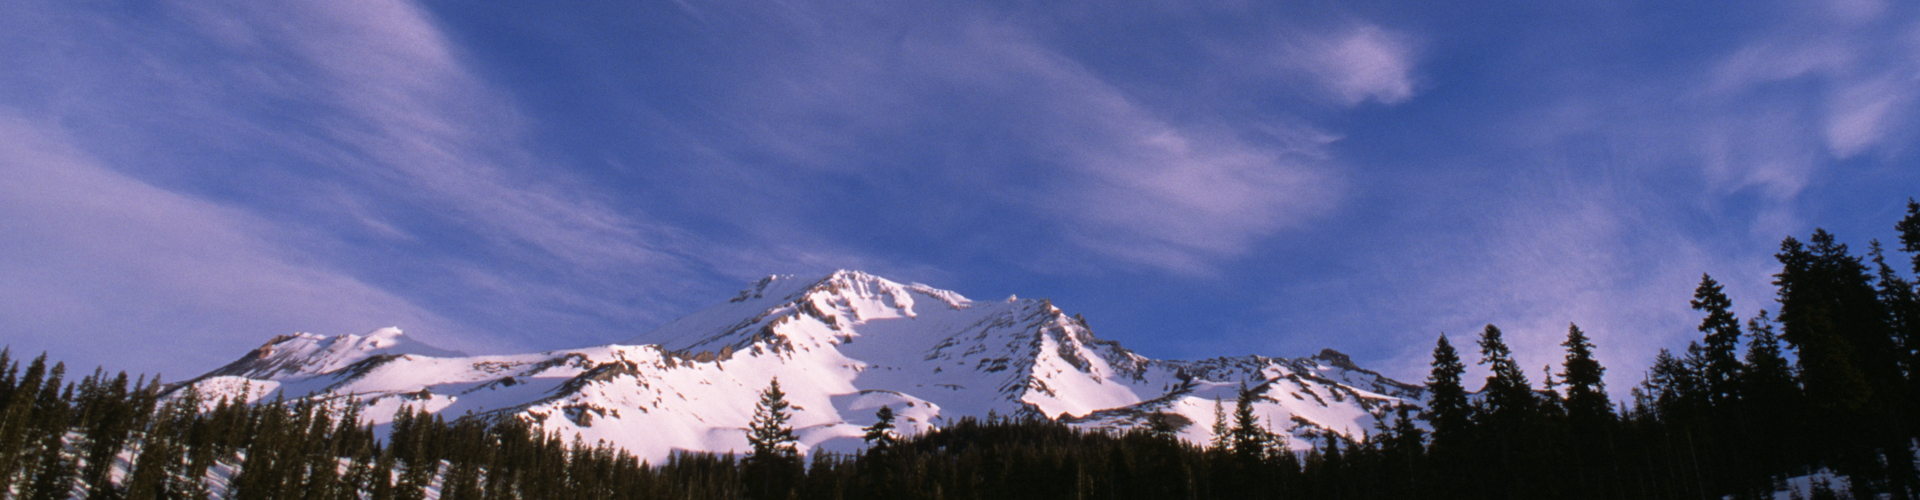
<box><xmin>24</xmin><ymin>363</ymin><xmax>74</xmax><ymax>500</ymax></box>
<box><xmin>1422</xmin><ymin>334</ymin><xmax>1471</xmax><ymax>447</ymax></box>
<box><xmin>1559</xmin><ymin>324</ymin><xmax>1612</xmax><ymax>426</ymax></box>
<box><xmin>1870</xmin><ymin>240</ymin><xmax>1920</xmax><ymax>425</ymax></box>
<box><xmin>1228</xmin><ymin>384</ymin><xmax>1268</xmax><ymax>463</ymax></box>
<box><xmin>1645</xmin><ymin>348</ymin><xmax>1699</xmax><ymax>420</ymax></box>
<box><xmin>0</xmin><ymin>354</ymin><xmax>49</xmax><ymax>494</ymax></box>
<box><xmin>1774</xmin><ymin>231</ymin><xmax>1898</xmax><ymax>412</ymax></box>
<box><xmin>1476</xmin><ymin>324</ymin><xmax>1535</xmax><ymax>426</ymax></box>
<box><xmin>1145</xmin><ymin>411</ymin><xmax>1185</xmax><ymax>442</ymax></box>
<box><xmin>80</xmin><ymin>371</ymin><xmax>133</xmax><ymax>499</ymax></box>
<box><xmin>747</xmin><ymin>378</ymin><xmax>798</xmax><ymax>461</ymax></box>
<box><xmin>744</xmin><ymin>377</ymin><xmax>798</xmax><ymax>500</ymax></box>
<box><xmin>1690</xmin><ymin>274</ymin><xmax>1744</xmax><ymax>406</ymax></box>
<box><xmin>1742</xmin><ymin>311</ymin><xmax>1802</xmax><ymax>484</ymax></box>
<box><xmin>1209</xmin><ymin>399</ymin><xmax>1230</xmax><ymax>453</ymax></box>
<box><xmin>863</xmin><ymin>406</ymin><xmax>896</xmax><ymax>450</ymax></box>
<box><xmin>1897</xmin><ymin>198</ymin><xmax>1920</xmax><ymax>275</ymax></box>
<box><xmin>124</xmin><ymin>394</ymin><xmax>185</xmax><ymax>500</ymax></box>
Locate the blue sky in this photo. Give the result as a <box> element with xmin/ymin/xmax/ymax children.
<box><xmin>3</xmin><ymin>0</ymin><xmax>1917</xmax><ymax>393</ymax></box>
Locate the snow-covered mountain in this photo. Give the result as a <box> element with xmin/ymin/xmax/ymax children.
<box><xmin>177</xmin><ymin>270</ymin><xmax>1423</xmax><ymax>462</ymax></box>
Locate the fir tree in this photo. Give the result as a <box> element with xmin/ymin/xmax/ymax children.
<box><xmin>1209</xmin><ymin>398</ymin><xmax>1230</xmax><ymax>453</ymax></box>
<box><xmin>863</xmin><ymin>406</ymin><xmax>896</xmax><ymax>450</ymax></box>
<box><xmin>0</xmin><ymin>354</ymin><xmax>48</xmax><ymax>494</ymax></box>
<box><xmin>1898</xmin><ymin>198</ymin><xmax>1920</xmax><ymax>275</ymax></box>
<box><xmin>1422</xmin><ymin>334</ymin><xmax>1471</xmax><ymax>446</ymax></box>
<box><xmin>1775</xmin><ymin>231</ymin><xmax>1897</xmax><ymax>412</ymax></box>
<box><xmin>1559</xmin><ymin>324</ymin><xmax>1612</xmax><ymax>426</ymax></box>
<box><xmin>1145</xmin><ymin>411</ymin><xmax>1186</xmax><ymax>442</ymax></box>
<box><xmin>1228</xmin><ymin>384</ymin><xmax>1268</xmax><ymax>463</ymax></box>
<box><xmin>745</xmin><ymin>377</ymin><xmax>799</xmax><ymax>500</ymax></box>
<box><xmin>1690</xmin><ymin>274</ymin><xmax>1744</xmax><ymax>406</ymax></box>
<box><xmin>1645</xmin><ymin>348</ymin><xmax>1699</xmax><ymax>419</ymax></box>
<box><xmin>747</xmin><ymin>378</ymin><xmax>798</xmax><ymax>461</ymax></box>
<box><xmin>1476</xmin><ymin>324</ymin><xmax>1535</xmax><ymax>426</ymax></box>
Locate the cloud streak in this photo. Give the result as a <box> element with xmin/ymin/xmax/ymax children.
<box><xmin>0</xmin><ymin>0</ymin><xmax>811</xmax><ymax>370</ymax></box>
<box><xmin>642</xmin><ymin>4</ymin><xmax>1404</xmax><ymax>275</ymax></box>
<box><xmin>0</xmin><ymin>114</ymin><xmax>462</xmax><ymax>375</ymax></box>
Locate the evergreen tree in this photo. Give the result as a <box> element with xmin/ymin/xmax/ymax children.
<box><xmin>1476</xmin><ymin>324</ymin><xmax>1536</xmax><ymax>426</ymax></box>
<box><xmin>1145</xmin><ymin>411</ymin><xmax>1185</xmax><ymax>442</ymax></box>
<box><xmin>1228</xmin><ymin>384</ymin><xmax>1268</xmax><ymax>463</ymax></box>
<box><xmin>1420</xmin><ymin>334</ymin><xmax>1471</xmax><ymax>498</ymax></box>
<box><xmin>1422</xmin><ymin>334</ymin><xmax>1471</xmax><ymax>446</ymax></box>
<box><xmin>744</xmin><ymin>377</ymin><xmax>799</xmax><ymax>500</ymax></box>
<box><xmin>24</xmin><ymin>364</ymin><xmax>74</xmax><ymax>500</ymax></box>
<box><xmin>1774</xmin><ymin>231</ymin><xmax>1898</xmax><ymax>412</ymax></box>
<box><xmin>863</xmin><ymin>406</ymin><xmax>896</xmax><ymax>450</ymax></box>
<box><xmin>747</xmin><ymin>378</ymin><xmax>798</xmax><ymax>461</ymax></box>
<box><xmin>1898</xmin><ymin>198</ymin><xmax>1920</xmax><ymax>275</ymax></box>
<box><xmin>0</xmin><ymin>354</ymin><xmax>49</xmax><ymax>494</ymax></box>
<box><xmin>1645</xmin><ymin>348</ymin><xmax>1700</xmax><ymax>420</ymax></box>
<box><xmin>1208</xmin><ymin>399</ymin><xmax>1229</xmax><ymax>453</ymax></box>
<box><xmin>1559</xmin><ymin>324</ymin><xmax>1612</xmax><ymax>426</ymax></box>
<box><xmin>1691</xmin><ymin>274</ymin><xmax>1744</xmax><ymax>406</ymax></box>
<box><xmin>123</xmin><ymin>393</ymin><xmax>187</xmax><ymax>500</ymax></box>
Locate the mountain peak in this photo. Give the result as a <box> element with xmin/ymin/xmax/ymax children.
<box><xmin>199</xmin><ymin>327</ymin><xmax>463</xmax><ymax>381</ymax></box>
<box><xmin>183</xmin><ymin>272</ymin><xmax>1419</xmax><ymax>463</ymax></box>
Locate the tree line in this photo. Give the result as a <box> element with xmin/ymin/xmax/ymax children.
<box><xmin>2</xmin><ymin>200</ymin><xmax>1918</xmax><ymax>499</ymax></box>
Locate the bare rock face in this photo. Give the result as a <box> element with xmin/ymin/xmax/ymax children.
<box><xmin>179</xmin><ymin>270</ymin><xmax>1421</xmax><ymax>462</ymax></box>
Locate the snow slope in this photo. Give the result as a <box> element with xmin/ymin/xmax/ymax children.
<box><xmin>177</xmin><ymin>270</ymin><xmax>1423</xmax><ymax>462</ymax></box>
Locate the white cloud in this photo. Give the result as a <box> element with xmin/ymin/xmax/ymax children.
<box><xmin>710</xmin><ymin>13</ymin><xmax>1367</xmax><ymax>273</ymax></box>
<box><xmin>0</xmin><ymin>114</ymin><xmax>468</xmax><ymax>375</ymax></box>
<box><xmin>1825</xmin><ymin>75</ymin><xmax>1906</xmax><ymax>158</ymax></box>
<box><xmin>1705</xmin><ymin>17</ymin><xmax>1920</xmax><ymax>162</ymax></box>
<box><xmin>1299</xmin><ymin>25</ymin><xmax>1419</xmax><ymax>106</ymax></box>
<box><xmin>933</xmin><ymin>21</ymin><xmax>1349</xmax><ymax>273</ymax></box>
<box><xmin>0</xmin><ymin>0</ymin><xmax>823</xmax><ymax>367</ymax></box>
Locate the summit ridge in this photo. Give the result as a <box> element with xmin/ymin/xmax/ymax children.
<box><xmin>178</xmin><ymin>270</ymin><xmax>1422</xmax><ymax>462</ymax></box>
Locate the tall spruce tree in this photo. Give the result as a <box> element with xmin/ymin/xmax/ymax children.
<box><xmin>1870</xmin><ymin>240</ymin><xmax>1920</xmax><ymax>432</ymax></box>
<box><xmin>1474</xmin><ymin>324</ymin><xmax>1539</xmax><ymax>497</ymax></box>
<box><xmin>1559</xmin><ymin>324</ymin><xmax>1612</xmax><ymax>427</ymax></box>
<box><xmin>747</xmin><ymin>378</ymin><xmax>798</xmax><ymax>460</ymax></box>
<box><xmin>1209</xmin><ymin>398</ymin><xmax>1230</xmax><ymax>453</ymax></box>
<box><xmin>1421</xmin><ymin>334</ymin><xmax>1471</xmax><ymax>498</ymax></box>
<box><xmin>1422</xmin><ymin>334</ymin><xmax>1471</xmax><ymax>446</ymax></box>
<box><xmin>1690</xmin><ymin>274</ymin><xmax>1744</xmax><ymax>406</ymax></box>
<box><xmin>1898</xmin><ymin>199</ymin><xmax>1920</xmax><ymax>275</ymax></box>
<box><xmin>1740</xmin><ymin>311</ymin><xmax>1805</xmax><ymax>486</ymax></box>
<box><xmin>1228</xmin><ymin>384</ymin><xmax>1269</xmax><ymax>463</ymax></box>
<box><xmin>0</xmin><ymin>354</ymin><xmax>48</xmax><ymax>494</ymax></box>
<box><xmin>745</xmin><ymin>377</ymin><xmax>799</xmax><ymax>500</ymax></box>
<box><xmin>1775</xmin><ymin>231</ymin><xmax>1898</xmax><ymax>411</ymax></box>
<box><xmin>1476</xmin><ymin>324</ymin><xmax>1536</xmax><ymax>426</ymax></box>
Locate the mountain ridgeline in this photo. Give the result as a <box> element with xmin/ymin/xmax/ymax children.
<box><xmin>0</xmin><ymin>200</ymin><xmax>1918</xmax><ymax>499</ymax></box>
<box><xmin>175</xmin><ymin>270</ymin><xmax>1422</xmax><ymax>463</ymax></box>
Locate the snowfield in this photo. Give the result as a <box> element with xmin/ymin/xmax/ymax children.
<box><xmin>177</xmin><ymin>270</ymin><xmax>1424</xmax><ymax>462</ymax></box>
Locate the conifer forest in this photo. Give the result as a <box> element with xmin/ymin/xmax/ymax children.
<box><xmin>3</xmin><ymin>200</ymin><xmax>1920</xmax><ymax>500</ymax></box>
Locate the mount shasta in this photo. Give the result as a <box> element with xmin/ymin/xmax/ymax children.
<box><xmin>180</xmin><ymin>271</ymin><xmax>1424</xmax><ymax>462</ymax></box>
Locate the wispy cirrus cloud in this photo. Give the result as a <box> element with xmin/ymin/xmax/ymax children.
<box><xmin>0</xmin><ymin>114</ymin><xmax>463</xmax><ymax>375</ymax></box>
<box><xmin>1348</xmin><ymin>0</ymin><xmax>1920</xmax><ymax>394</ymax></box>
<box><xmin>922</xmin><ymin>20</ymin><xmax>1351</xmax><ymax>273</ymax></box>
<box><xmin>0</xmin><ymin>0</ymin><xmax>820</xmax><ymax>371</ymax></box>
<box><xmin>634</xmin><ymin>3</ymin><xmax>1412</xmax><ymax>275</ymax></box>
